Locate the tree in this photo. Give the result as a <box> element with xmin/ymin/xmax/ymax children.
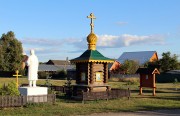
<box><xmin>143</xmin><ymin>60</ymin><xmax>160</xmax><ymax>69</ymax></box>
<box><xmin>159</xmin><ymin>52</ymin><xmax>180</xmax><ymax>72</ymax></box>
<box><xmin>119</xmin><ymin>60</ymin><xmax>139</xmax><ymax>74</ymax></box>
<box><xmin>0</xmin><ymin>31</ymin><xmax>23</xmax><ymax>72</ymax></box>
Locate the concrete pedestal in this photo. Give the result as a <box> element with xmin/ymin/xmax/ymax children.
<box><xmin>19</xmin><ymin>87</ymin><xmax>48</xmax><ymax>102</ymax></box>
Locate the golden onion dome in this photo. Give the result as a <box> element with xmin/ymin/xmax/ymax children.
<box><xmin>87</xmin><ymin>32</ymin><xmax>97</xmax><ymax>44</ymax></box>
<box><xmin>87</xmin><ymin>32</ymin><xmax>97</xmax><ymax>50</ymax></box>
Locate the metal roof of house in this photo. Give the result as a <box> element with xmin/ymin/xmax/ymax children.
<box><xmin>38</xmin><ymin>64</ymin><xmax>74</xmax><ymax>72</ymax></box>
<box><xmin>166</xmin><ymin>70</ymin><xmax>180</xmax><ymax>74</ymax></box>
<box><xmin>117</xmin><ymin>51</ymin><xmax>157</xmax><ymax>65</ymax></box>
<box><xmin>46</xmin><ymin>60</ymin><xmax>71</xmax><ymax>65</ymax></box>
<box><xmin>38</xmin><ymin>64</ymin><xmax>59</xmax><ymax>71</ymax></box>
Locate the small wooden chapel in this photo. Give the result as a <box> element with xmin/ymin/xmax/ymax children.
<box><xmin>70</xmin><ymin>13</ymin><xmax>114</xmax><ymax>96</ymax></box>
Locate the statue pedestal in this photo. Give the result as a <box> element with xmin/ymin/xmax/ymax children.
<box><xmin>19</xmin><ymin>87</ymin><xmax>48</xmax><ymax>102</ymax></box>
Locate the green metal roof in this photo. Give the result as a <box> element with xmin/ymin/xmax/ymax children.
<box><xmin>70</xmin><ymin>50</ymin><xmax>114</xmax><ymax>63</ymax></box>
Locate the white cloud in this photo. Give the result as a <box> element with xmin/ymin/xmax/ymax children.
<box><xmin>21</xmin><ymin>33</ymin><xmax>166</xmax><ymax>58</ymax></box>
<box><xmin>116</xmin><ymin>22</ymin><xmax>128</xmax><ymax>26</ymax></box>
<box><xmin>96</xmin><ymin>34</ymin><xmax>166</xmax><ymax>48</ymax></box>
<box><xmin>21</xmin><ymin>37</ymin><xmax>81</xmax><ymax>55</ymax></box>
<box><xmin>21</xmin><ymin>38</ymin><xmax>65</xmax><ymax>46</ymax></box>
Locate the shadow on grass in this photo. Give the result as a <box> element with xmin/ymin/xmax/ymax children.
<box><xmin>56</xmin><ymin>94</ymin><xmax>83</xmax><ymax>103</ymax></box>
<box><xmin>154</xmin><ymin>96</ymin><xmax>180</xmax><ymax>101</ymax></box>
<box><xmin>131</xmin><ymin>89</ymin><xmax>180</xmax><ymax>101</ymax></box>
<box><xmin>130</xmin><ymin>106</ymin><xmax>180</xmax><ymax>116</ymax></box>
<box><xmin>131</xmin><ymin>89</ymin><xmax>180</xmax><ymax>94</ymax></box>
<box><xmin>153</xmin><ymin>89</ymin><xmax>180</xmax><ymax>94</ymax></box>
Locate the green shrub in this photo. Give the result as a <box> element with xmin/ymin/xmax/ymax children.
<box><xmin>52</xmin><ymin>70</ymin><xmax>67</xmax><ymax>79</ymax></box>
<box><xmin>0</xmin><ymin>81</ymin><xmax>20</xmax><ymax>96</ymax></box>
<box><xmin>0</xmin><ymin>85</ymin><xmax>7</xmax><ymax>95</ymax></box>
<box><xmin>109</xmin><ymin>77</ymin><xmax>139</xmax><ymax>84</ymax></box>
<box><xmin>38</xmin><ymin>71</ymin><xmax>47</xmax><ymax>79</ymax></box>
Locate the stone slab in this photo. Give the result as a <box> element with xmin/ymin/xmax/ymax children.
<box><xmin>19</xmin><ymin>86</ymin><xmax>48</xmax><ymax>96</ymax></box>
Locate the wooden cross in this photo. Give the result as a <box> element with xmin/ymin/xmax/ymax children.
<box><xmin>87</xmin><ymin>13</ymin><xmax>96</xmax><ymax>33</ymax></box>
<box><xmin>13</xmin><ymin>70</ymin><xmax>22</xmax><ymax>88</ymax></box>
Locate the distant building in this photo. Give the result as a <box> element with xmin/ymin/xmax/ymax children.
<box><xmin>166</xmin><ymin>70</ymin><xmax>180</xmax><ymax>74</ymax></box>
<box><xmin>46</xmin><ymin>59</ymin><xmax>70</xmax><ymax>66</ymax></box>
<box><xmin>38</xmin><ymin>64</ymin><xmax>61</xmax><ymax>72</ymax></box>
<box><xmin>110</xmin><ymin>51</ymin><xmax>158</xmax><ymax>73</ymax></box>
<box><xmin>38</xmin><ymin>59</ymin><xmax>75</xmax><ymax>79</ymax></box>
<box><xmin>46</xmin><ymin>58</ymin><xmax>74</xmax><ymax>71</ymax></box>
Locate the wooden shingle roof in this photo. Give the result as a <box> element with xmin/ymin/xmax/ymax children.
<box><xmin>70</xmin><ymin>50</ymin><xmax>114</xmax><ymax>63</ymax></box>
<box><xmin>136</xmin><ymin>68</ymin><xmax>160</xmax><ymax>75</ymax></box>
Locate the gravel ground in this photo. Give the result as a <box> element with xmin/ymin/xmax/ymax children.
<box><xmin>78</xmin><ymin>109</ymin><xmax>180</xmax><ymax>116</ymax></box>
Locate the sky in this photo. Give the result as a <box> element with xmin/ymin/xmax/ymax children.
<box><xmin>0</xmin><ymin>0</ymin><xmax>180</xmax><ymax>62</ymax></box>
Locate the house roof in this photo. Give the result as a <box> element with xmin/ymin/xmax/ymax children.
<box><xmin>136</xmin><ymin>68</ymin><xmax>160</xmax><ymax>75</ymax></box>
<box><xmin>117</xmin><ymin>51</ymin><xmax>157</xmax><ymax>65</ymax></box>
<box><xmin>70</xmin><ymin>50</ymin><xmax>114</xmax><ymax>63</ymax></box>
<box><xmin>166</xmin><ymin>70</ymin><xmax>180</xmax><ymax>74</ymax></box>
<box><xmin>38</xmin><ymin>64</ymin><xmax>74</xmax><ymax>72</ymax></box>
<box><xmin>46</xmin><ymin>60</ymin><xmax>71</xmax><ymax>65</ymax></box>
<box><xmin>38</xmin><ymin>64</ymin><xmax>60</xmax><ymax>71</ymax></box>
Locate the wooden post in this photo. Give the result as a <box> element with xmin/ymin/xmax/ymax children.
<box><xmin>128</xmin><ymin>88</ymin><xmax>130</xmax><ymax>100</ymax></box>
<box><xmin>13</xmin><ymin>70</ymin><xmax>22</xmax><ymax>88</ymax></box>
<box><xmin>153</xmin><ymin>87</ymin><xmax>156</xmax><ymax>96</ymax></box>
<box><xmin>104</xmin><ymin>63</ymin><xmax>108</xmax><ymax>83</ymax></box>
<box><xmin>139</xmin><ymin>75</ymin><xmax>142</xmax><ymax>95</ymax></box>
<box><xmin>88</xmin><ymin>63</ymin><xmax>90</xmax><ymax>85</ymax></box>
<box><xmin>90</xmin><ymin>63</ymin><xmax>94</xmax><ymax>84</ymax></box>
<box><xmin>153</xmin><ymin>74</ymin><xmax>156</xmax><ymax>96</ymax></box>
<box><xmin>76</xmin><ymin>63</ymin><xmax>80</xmax><ymax>84</ymax></box>
<box><xmin>139</xmin><ymin>86</ymin><xmax>142</xmax><ymax>95</ymax></box>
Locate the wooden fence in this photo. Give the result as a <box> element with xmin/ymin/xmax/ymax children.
<box><xmin>0</xmin><ymin>94</ymin><xmax>56</xmax><ymax>108</ymax></box>
<box><xmin>82</xmin><ymin>88</ymin><xmax>130</xmax><ymax>102</ymax></box>
<box><xmin>108</xmin><ymin>88</ymin><xmax>130</xmax><ymax>99</ymax></box>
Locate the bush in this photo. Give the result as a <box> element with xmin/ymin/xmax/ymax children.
<box><xmin>38</xmin><ymin>70</ymin><xmax>67</xmax><ymax>79</ymax></box>
<box><xmin>38</xmin><ymin>71</ymin><xmax>47</xmax><ymax>79</ymax></box>
<box><xmin>51</xmin><ymin>70</ymin><xmax>67</xmax><ymax>79</ymax></box>
<box><xmin>109</xmin><ymin>77</ymin><xmax>139</xmax><ymax>85</ymax></box>
<box><xmin>0</xmin><ymin>81</ymin><xmax>20</xmax><ymax>96</ymax></box>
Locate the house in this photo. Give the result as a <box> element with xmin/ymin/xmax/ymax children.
<box><xmin>38</xmin><ymin>64</ymin><xmax>74</xmax><ymax>72</ymax></box>
<box><xmin>38</xmin><ymin>64</ymin><xmax>61</xmax><ymax>72</ymax></box>
<box><xmin>46</xmin><ymin>60</ymin><xmax>71</xmax><ymax>66</ymax></box>
<box><xmin>46</xmin><ymin>59</ymin><xmax>74</xmax><ymax>71</ymax></box>
<box><xmin>38</xmin><ymin>63</ymin><xmax>75</xmax><ymax>79</ymax></box>
<box><xmin>110</xmin><ymin>51</ymin><xmax>158</xmax><ymax>73</ymax></box>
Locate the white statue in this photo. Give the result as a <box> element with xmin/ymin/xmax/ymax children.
<box><xmin>27</xmin><ymin>49</ymin><xmax>39</xmax><ymax>87</ymax></box>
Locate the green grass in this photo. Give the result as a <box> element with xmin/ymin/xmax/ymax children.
<box><xmin>0</xmin><ymin>78</ymin><xmax>180</xmax><ymax>116</ymax></box>
<box><xmin>0</xmin><ymin>77</ymin><xmax>69</xmax><ymax>87</ymax></box>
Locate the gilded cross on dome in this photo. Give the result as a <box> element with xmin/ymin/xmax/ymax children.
<box><xmin>87</xmin><ymin>13</ymin><xmax>96</xmax><ymax>33</ymax></box>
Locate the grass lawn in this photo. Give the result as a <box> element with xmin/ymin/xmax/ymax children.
<box><xmin>0</xmin><ymin>78</ymin><xmax>180</xmax><ymax>116</ymax></box>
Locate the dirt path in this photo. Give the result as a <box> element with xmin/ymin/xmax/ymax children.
<box><xmin>78</xmin><ymin>109</ymin><xmax>180</xmax><ymax>116</ymax></box>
